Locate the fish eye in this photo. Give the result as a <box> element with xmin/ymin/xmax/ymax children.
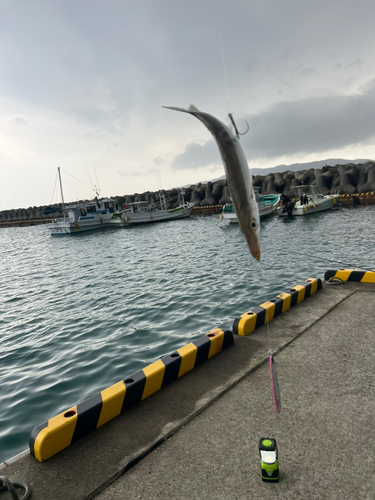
<box><xmin>251</xmin><ymin>221</ymin><xmax>257</xmax><ymax>229</ymax></box>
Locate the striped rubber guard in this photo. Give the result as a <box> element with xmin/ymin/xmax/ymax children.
<box><xmin>232</xmin><ymin>278</ymin><xmax>322</xmax><ymax>336</ymax></box>
<box><xmin>325</xmin><ymin>269</ymin><xmax>375</xmax><ymax>283</ymax></box>
<box><xmin>29</xmin><ymin>328</ymin><xmax>233</xmax><ymax>462</ymax></box>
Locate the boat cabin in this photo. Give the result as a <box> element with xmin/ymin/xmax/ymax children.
<box><xmin>65</xmin><ymin>198</ymin><xmax>117</xmax><ymax>221</ymax></box>
<box><xmin>295</xmin><ymin>185</ymin><xmax>325</xmax><ymax>204</ymax></box>
<box><xmin>222</xmin><ymin>203</ymin><xmax>235</xmax><ymax>214</ymax></box>
<box><xmin>86</xmin><ymin>198</ymin><xmax>116</xmax><ymax>214</ymax></box>
<box><xmin>126</xmin><ymin>202</ymin><xmax>155</xmax><ymax>213</ymax></box>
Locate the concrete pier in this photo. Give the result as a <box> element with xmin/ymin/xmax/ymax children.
<box><xmin>1</xmin><ymin>280</ymin><xmax>375</xmax><ymax>499</ymax></box>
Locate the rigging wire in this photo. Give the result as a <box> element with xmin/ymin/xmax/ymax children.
<box><xmin>87</xmin><ymin>168</ymin><xmax>95</xmax><ymax>192</ymax></box>
<box><xmin>59</xmin><ymin>168</ymin><xmax>95</xmax><ymax>194</ymax></box>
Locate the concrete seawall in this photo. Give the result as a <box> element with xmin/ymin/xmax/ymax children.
<box><xmin>1</xmin><ymin>278</ymin><xmax>375</xmax><ymax>499</ymax></box>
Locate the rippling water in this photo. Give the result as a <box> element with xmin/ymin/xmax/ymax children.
<box><xmin>1</xmin><ymin>206</ymin><xmax>374</xmax><ymax>462</ymax></box>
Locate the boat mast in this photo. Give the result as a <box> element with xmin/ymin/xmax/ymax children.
<box><xmin>58</xmin><ymin>167</ymin><xmax>66</xmax><ymax>218</ymax></box>
<box><xmin>160</xmin><ymin>190</ymin><xmax>166</xmax><ymax>211</ymax></box>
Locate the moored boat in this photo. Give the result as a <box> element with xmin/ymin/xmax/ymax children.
<box><xmin>275</xmin><ymin>186</ymin><xmax>339</xmax><ymax>217</ymax></box>
<box><xmin>47</xmin><ymin>199</ymin><xmax>118</xmax><ymax>235</ymax></box>
<box><xmin>110</xmin><ymin>191</ymin><xmax>194</xmax><ymax>227</ymax></box>
<box><xmin>221</xmin><ymin>189</ymin><xmax>280</xmax><ymax>224</ymax></box>
<box><xmin>46</xmin><ymin>168</ymin><xmax>118</xmax><ymax>235</ymax></box>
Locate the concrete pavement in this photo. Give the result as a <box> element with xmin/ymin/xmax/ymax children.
<box><xmin>96</xmin><ymin>283</ymin><xmax>375</xmax><ymax>500</ymax></box>
<box><xmin>1</xmin><ymin>281</ymin><xmax>374</xmax><ymax>499</ymax></box>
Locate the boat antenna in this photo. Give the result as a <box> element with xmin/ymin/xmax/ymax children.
<box><xmin>94</xmin><ymin>168</ymin><xmax>101</xmax><ymax>195</ymax></box>
<box><xmin>156</xmin><ymin>172</ymin><xmax>161</xmax><ymax>191</ymax></box>
<box><xmin>58</xmin><ymin>167</ymin><xmax>66</xmax><ymax>218</ymax></box>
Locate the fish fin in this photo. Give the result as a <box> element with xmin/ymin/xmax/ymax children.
<box><xmin>162</xmin><ymin>105</ymin><xmax>201</xmax><ymax>114</ymax></box>
<box><xmin>188</xmin><ymin>104</ymin><xmax>200</xmax><ymax>112</ymax></box>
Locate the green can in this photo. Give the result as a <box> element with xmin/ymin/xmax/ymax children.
<box><xmin>259</xmin><ymin>438</ymin><xmax>279</xmax><ymax>482</ymax></box>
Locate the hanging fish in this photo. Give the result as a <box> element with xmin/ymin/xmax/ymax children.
<box><xmin>163</xmin><ymin>105</ymin><xmax>261</xmax><ymax>261</ymax></box>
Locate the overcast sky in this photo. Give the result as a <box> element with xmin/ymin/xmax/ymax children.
<box><xmin>2</xmin><ymin>0</ymin><xmax>375</xmax><ymax>210</ymax></box>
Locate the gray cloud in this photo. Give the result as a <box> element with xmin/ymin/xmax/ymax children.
<box><xmin>131</xmin><ymin>172</ymin><xmax>142</xmax><ymax>178</ymax></box>
<box><xmin>171</xmin><ymin>81</ymin><xmax>375</xmax><ymax>169</ymax></box>
<box><xmin>8</xmin><ymin>116</ymin><xmax>27</xmax><ymax>125</ymax></box>
<box><xmin>347</xmin><ymin>59</ymin><xmax>362</xmax><ymax>70</ymax></box>
<box><xmin>242</xmin><ymin>85</ymin><xmax>375</xmax><ymax>158</ymax></box>
<box><xmin>3</xmin><ymin>0</ymin><xmax>375</xmax><ymax>209</ymax></box>
<box><xmin>147</xmin><ymin>168</ymin><xmax>160</xmax><ymax>175</ymax></box>
<box><xmin>69</xmin><ymin>106</ymin><xmax>130</xmax><ymax>134</ymax></box>
<box><xmin>153</xmin><ymin>157</ymin><xmax>164</xmax><ymax>165</ymax></box>
<box><xmin>171</xmin><ymin>140</ymin><xmax>221</xmax><ymax>170</ymax></box>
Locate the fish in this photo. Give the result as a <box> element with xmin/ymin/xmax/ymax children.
<box><xmin>163</xmin><ymin>104</ymin><xmax>261</xmax><ymax>260</ymax></box>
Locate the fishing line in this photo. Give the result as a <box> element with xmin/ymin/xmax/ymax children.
<box><xmin>216</xmin><ymin>0</ymin><xmax>231</xmax><ymax>115</ymax></box>
<box><xmin>272</xmin><ymin>246</ymin><xmax>375</xmax><ymax>276</ymax></box>
<box><xmin>265</xmin><ymin>309</ymin><xmax>281</xmax><ymax>414</ymax></box>
<box><xmin>300</xmin><ymin>252</ymin><xmax>375</xmax><ymax>273</ymax></box>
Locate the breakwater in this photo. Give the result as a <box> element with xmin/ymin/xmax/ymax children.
<box><xmin>1</xmin><ymin>192</ymin><xmax>374</xmax><ymax>228</ymax></box>
<box><xmin>1</xmin><ymin>162</ymin><xmax>375</xmax><ymax>224</ymax></box>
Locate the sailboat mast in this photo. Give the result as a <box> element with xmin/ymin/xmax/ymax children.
<box><xmin>58</xmin><ymin>167</ymin><xmax>66</xmax><ymax>218</ymax></box>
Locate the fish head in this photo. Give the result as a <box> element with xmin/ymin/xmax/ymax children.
<box><xmin>242</xmin><ymin>196</ymin><xmax>261</xmax><ymax>261</ymax></box>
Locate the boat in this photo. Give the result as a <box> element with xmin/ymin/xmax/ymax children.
<box><xmin>220</xmin><ymin>188</ymin><xmax>280</xmax><ymax>224</ymax></box>
<box><xmin>46</xmin><ymin>168</ymin><xmax>119</xmax><ymax>235</ymax></box>
<box><xmin>110</xmin><ymin>191</ymin><xmax>194</xmax><ymax>227</ymax></box>
<box><xmin>275</xmin><ymin>186</ymin><xmax>339</xmax><ymax>217</ymax></box>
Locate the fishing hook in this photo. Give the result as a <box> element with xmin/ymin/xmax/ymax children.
<box><xmin>228</xmin><ymin>113</ymin><xmax>249</xmax><ymax>140</ymax></box>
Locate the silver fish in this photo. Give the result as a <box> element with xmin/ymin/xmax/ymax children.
<box><xmin>164</xmin><ymin>104</ymin><xmax>261</xmax><ymax>260</ymax></box>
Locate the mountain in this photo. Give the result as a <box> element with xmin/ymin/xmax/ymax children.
<box><xmin>249</xmin><ymin>158</ymin><xmax>372</xmax><ymax>176</ymax></box>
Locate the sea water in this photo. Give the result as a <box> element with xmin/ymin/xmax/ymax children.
<box><xmin>1</xmin><ymin>206</ymin><xmax>374</xmax><ymax>462</ymax></box>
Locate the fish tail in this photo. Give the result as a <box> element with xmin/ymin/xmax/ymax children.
<box><xmin>162</xmin><ymin>104</ymin><xmax>201</xmax><ymax>114</ymax></box>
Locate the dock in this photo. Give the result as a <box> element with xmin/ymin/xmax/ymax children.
<box><xmin>1</xmin><ymin>278</ymin><xmax>375</xmax><ymax>499</ymax></box>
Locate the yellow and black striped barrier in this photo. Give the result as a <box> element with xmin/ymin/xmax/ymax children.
<box><xmin>29</xmin><ymin>328</ymin><xmax>233</xmax><ymax>462</ymax></box>
<box><xmin>232</xmin><ymin>278</ymin><xmax>322</xmax><ymax>336</ymax></box>
<box><xmin>325</xmin><ymin>269</ymin><xmax>375</xmax><ymax>283</ymax></box>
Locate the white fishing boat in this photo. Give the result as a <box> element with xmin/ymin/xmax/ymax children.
<box><xmin>46</xmin><ymin>168</ymin><xmax>118</xmax><ymax>235</ymax></box>
<box><xmin>220</xmin><ymin>189</ymin><xmax>280</xmax><ymax>224</ymax></box>
<box><xmin>275</xmin><ymin>186</ymin><xmax>339</xmax><ymax>217</ymax></box>
<box><xmin>110</xmin><ymin>191</ymin><xmax>194</xmax><ymax>227</ymax></box>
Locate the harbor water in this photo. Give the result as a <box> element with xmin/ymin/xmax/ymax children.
<box><xmin>1</xmin><ymin>206</ymin><xmax>374</xmax><ymax>463</ymax></box>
